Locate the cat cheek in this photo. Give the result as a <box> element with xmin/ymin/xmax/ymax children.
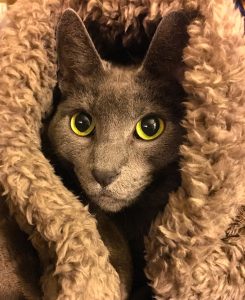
<box><xmin>73</xmin><ymin>167</ymin><xmax>101</xmax><ymax>193</ymax></box>
<box><xmin>109</xmin><ymin>170</ymin><xmax>152</xmax><ymax>195</ymax></box>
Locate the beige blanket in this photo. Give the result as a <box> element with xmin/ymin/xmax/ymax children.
<box><xmin>0</xmin><ymin>0</ymin><xmax>244</xmax><ymax>299</ymax></box>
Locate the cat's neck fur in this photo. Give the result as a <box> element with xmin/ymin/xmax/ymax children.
<box><xmin>104</xmin><ymin>160</ymin><xmax>180</xmax><ymax>239</ymax></box>
<box><xmin>89</xmin><ymin>159</ymin><xmax>181</xmax><ymax>292</ymax></box>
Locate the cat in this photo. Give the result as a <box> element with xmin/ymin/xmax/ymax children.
<box><xmin>42</xmin><ymin>8</ymin><xmax>197</xmax><ymax>300</ymax></box>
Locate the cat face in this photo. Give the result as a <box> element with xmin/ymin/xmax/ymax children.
<box><xmin>48</xmin><ymin>9</ymin><xmax>196</xmax><ymax>212</ymax></box>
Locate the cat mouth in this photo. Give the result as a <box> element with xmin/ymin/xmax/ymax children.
<box><xmin>89</xmin><ymin>191</ymin><xmax>131</xmax><ymax>212</ymax></box>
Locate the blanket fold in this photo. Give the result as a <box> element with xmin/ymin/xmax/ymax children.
<box><xmin>0</xmin><ymin>0</ymin><xmax>244</xmax><ymax>299</ymax></box>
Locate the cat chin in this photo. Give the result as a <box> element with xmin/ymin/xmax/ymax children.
<box><xmin>90</xmin><ymin>194</ymin><xmax>134</xmax><ymax>213</ymax></box>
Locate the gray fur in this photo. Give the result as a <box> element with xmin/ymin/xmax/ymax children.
<box><xmin>46</xmin><ymin>8</ymin><xmax>195</xmax><ymax>298</ymax></box>
<box><xmin>48</xmin><ymin>66</ymin><xmax>184</xmax><ymax>211</ymax></box>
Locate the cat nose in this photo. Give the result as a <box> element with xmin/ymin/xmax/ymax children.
<box><xmin>92</xmin><ymin>169</ymin><xmax>119</xmax><ymax>187</ymax></box>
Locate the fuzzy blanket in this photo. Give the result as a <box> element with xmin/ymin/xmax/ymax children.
<box><xmin>0</xmin><ymin>0</ymin><xmax>245</xmax><ymax>299</ymax></box>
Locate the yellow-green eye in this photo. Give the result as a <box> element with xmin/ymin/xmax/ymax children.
<box><xmin>71</xmin><ymin>112</ymin><xmax>95</xmax><ymax>136</ymax></box>
<box><xmin>136</xmin><ymin>116</ymin><xmax>164</xmax><ymax>141</ymax></box>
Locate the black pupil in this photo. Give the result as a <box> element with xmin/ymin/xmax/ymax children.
<box><xmin>141</xmin><ymin>117</ymin><xmax>159</xmax><ymax>136</ymax></box>
<box><xmin>75</xmin><ymin>113</ymin><xmax>92</xmax><ymax>132</ymax></box>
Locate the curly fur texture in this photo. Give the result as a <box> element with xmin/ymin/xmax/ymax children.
<box><xmin>0</xmin><ymin>0</ymin><xmax>244</xmax><ymax>299</ymax></box>
<box><xmin>0</xmin><ymin>1</ymin><xmax>120</xmax><ymax>299</ymax></box>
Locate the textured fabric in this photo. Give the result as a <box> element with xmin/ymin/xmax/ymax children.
<box><xmin>0</xmin><ymin>0</ymin><xmax>244</xmax><ymax>299</ymax></box>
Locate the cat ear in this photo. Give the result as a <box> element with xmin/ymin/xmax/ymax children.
<box><xmin>56</xmin><ymin>8</ymin><xmax>104</xmax><ymax>91</ymax></box>
<box><xmin>139</xmin><ymin>10</ymin><xmax>198</xmax><ymax>83</ymax></box>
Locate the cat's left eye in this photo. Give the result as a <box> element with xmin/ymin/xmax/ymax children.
<box><xmin>135</xmin><ymin>115</ymin><xmax>164</xmax><ymax>141</ymax></box>
<box><xmin>70</xmin><ymin>112</ymin><xmax>95</xmax><ymax>137</ymax></box>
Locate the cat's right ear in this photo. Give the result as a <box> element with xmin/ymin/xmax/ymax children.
<box><xmin>56</xmin><ymin>9</ymin><xmax>104</xmax><ymax>92</ymax></box>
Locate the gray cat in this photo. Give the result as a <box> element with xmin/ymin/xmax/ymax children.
<box><xmin>43</xmin><ymin>8</ymin><xmax>196</xmax><ymax>299</ymax></box>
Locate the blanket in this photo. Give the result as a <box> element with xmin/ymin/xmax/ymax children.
<box><xmin>0</xmin><ymin>0</ymin><xmax>244</xmax><ymax>299</ymax></box>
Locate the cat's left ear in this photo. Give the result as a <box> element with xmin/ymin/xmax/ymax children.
<box><xmin>56</xmin><ymin>9</ymin><xmax>104</xmax><ymax>92</ymax></box>
<box><xmin>139</xmin><ymin>10</ymin><xmax>198</xmax><ymax>83</ymax></box>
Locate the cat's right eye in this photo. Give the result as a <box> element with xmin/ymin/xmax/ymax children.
<box><xmin>70</xmin><ymin>112</ymin><xmax>95</xmax><ymax>137</ymax></box>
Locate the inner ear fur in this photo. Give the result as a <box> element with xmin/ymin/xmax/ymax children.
<box><xmin>139</xmin><ymin>10</ymin><xmax>199</xmax><ymax>82</ymax></box>
<box><xmin>56</xmin><ymin>8</ymin><xmax>104</xmax><ymax>91</ymax></box>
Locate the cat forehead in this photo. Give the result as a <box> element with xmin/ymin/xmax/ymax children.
<box><xmin>96</xmin><ymin>68</ymin><xmax>177</xmax><ymax>120</ymax></box>
<box><xmin>59</xmin><ymin>65</ymin><xmax>173</xmax><ymax>122</ymax></box>
<box><xmin>100</xmin><ymin>65</ymin><xmax>137</xmax><ymax>96</ymax></box>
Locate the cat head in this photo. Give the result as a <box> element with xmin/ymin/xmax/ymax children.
<box><xmin>48</xmin><ymin>9</ymin><xmax>196</xmax><ymax>212</ymax></box>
